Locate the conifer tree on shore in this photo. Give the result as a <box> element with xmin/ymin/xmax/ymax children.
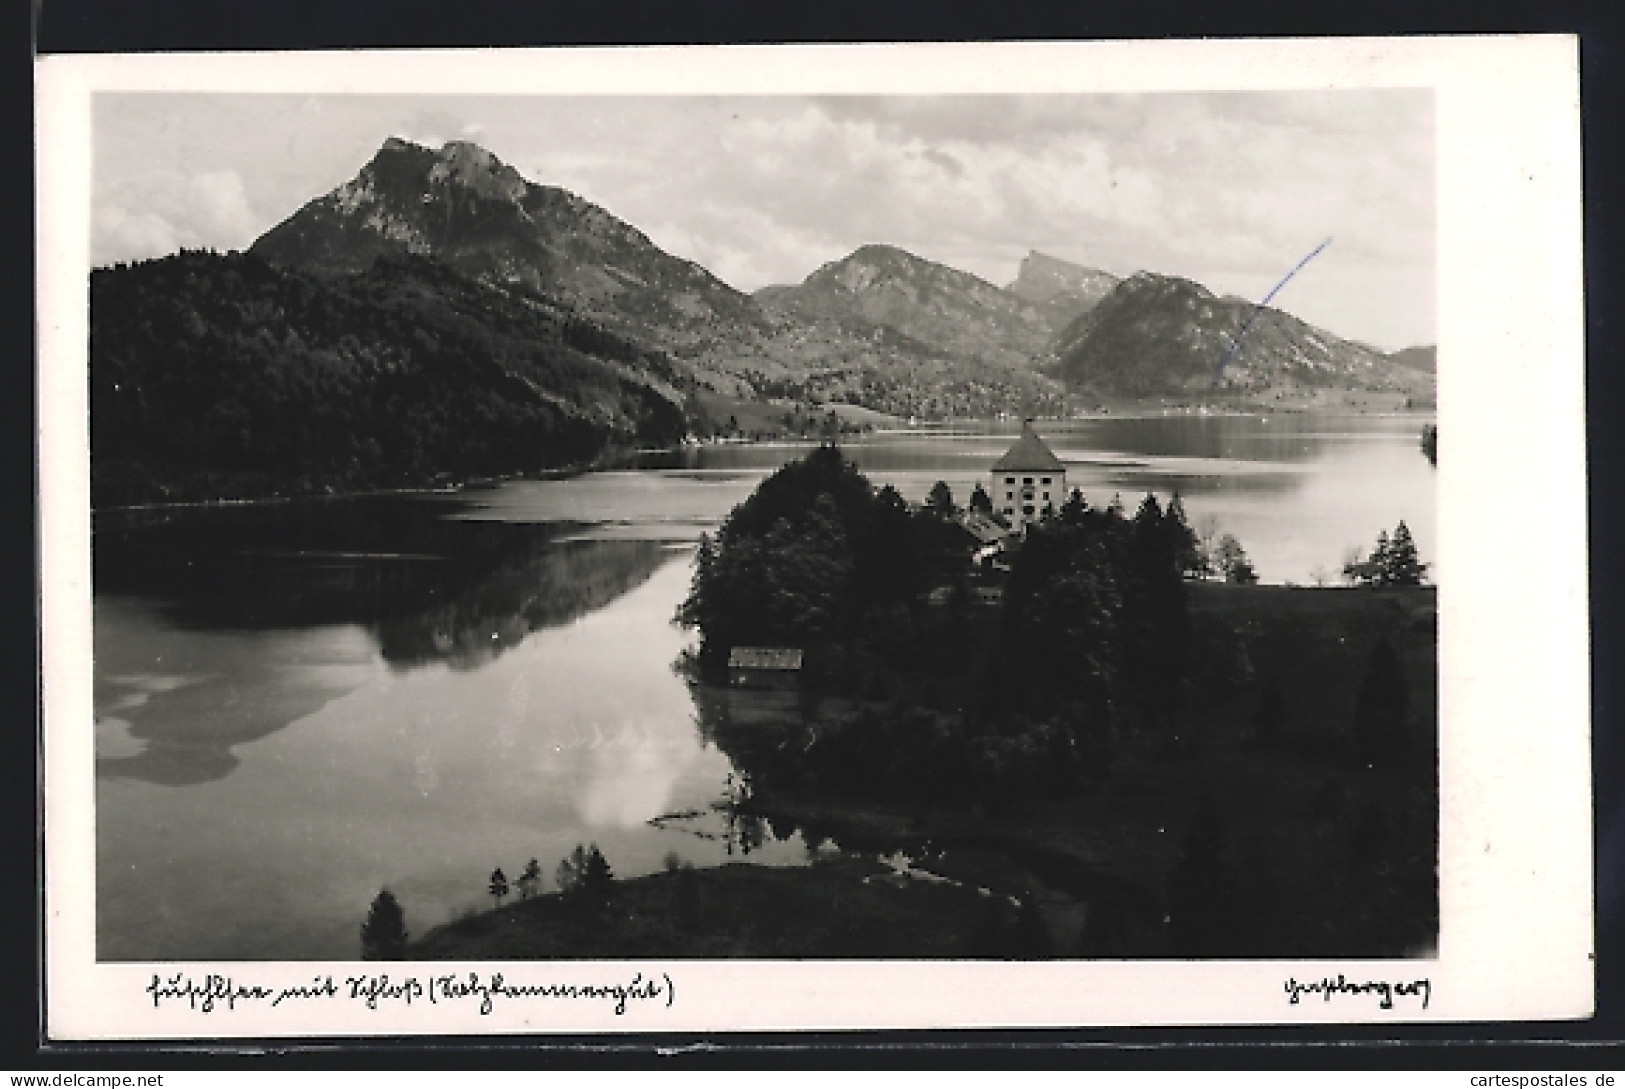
<box><xmin>360</xmin><ymin>889</ymin><xmax>409</xmax><ymax>960</ymax></box>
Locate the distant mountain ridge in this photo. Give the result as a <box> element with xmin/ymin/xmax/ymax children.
<box><xmin>754</xmin><ymin>243</ymin><xmax>1053</xmax><ymax>369</ymax></box>
<box><xmin>1387</xmin><ymin>345</ymin><xmax>1436</xmax><ymax>373</ymax></box>
<box><xmin>251</xmin><ymin>138</ymin><xmax>1066</xmax><ymax>419</ymax></box>
<box><xmin>1005</xmin><ymin>251</ymin><xmax>1120</xmax><ymax>331</ymax></box>
<box><xmin>1050</xmin><ymin>271</ymin><xmax>1432</xmax><ymax>396</ymax></box>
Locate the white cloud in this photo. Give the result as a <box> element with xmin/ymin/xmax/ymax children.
<box><xmin>93</xmin><ymin>204</ymin><xmax>180</xmax><ymax>266</ymax></box>
<box><xmin>187</xmin><ymin>170</ymin><xmax>260</xmax><ymax>241</ymax></box>
<box><xmin>92</xmin><ymin>168</ymin><xmax>262</xmax><ymax>266</ymax></box>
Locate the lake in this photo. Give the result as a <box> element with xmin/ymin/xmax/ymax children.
<box><xmin>92</xmin><ymin>413</ymin><xmax>1435</xmax><ymax>960</ymax></box>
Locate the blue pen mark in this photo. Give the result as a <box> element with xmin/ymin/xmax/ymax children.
<box><xmin>1212</xmin><ymin>237</ymin><xmax>1333</xmax><ymax>388</ymax></box>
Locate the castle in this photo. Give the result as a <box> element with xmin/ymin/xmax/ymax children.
<box><xmin>991</xmin><ymin>420</ymin><xmax>1066</xmax><ymax>531</ymax></box>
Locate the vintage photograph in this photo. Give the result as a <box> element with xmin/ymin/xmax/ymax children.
<box><xmin>86</xmin><ymin>88</ymin><xmax>1438</xmax><ymax>963</ymax></box>
<box><xmin>38</xmin><ymin>39</ymin><xmax>1590</xmax><ymax>1035</ymax></box>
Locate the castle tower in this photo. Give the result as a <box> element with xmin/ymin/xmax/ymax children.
<box><xmin>991</xmin><ymin>420</ymin><xmax>1066</xmax><ymax>531</ymax></box>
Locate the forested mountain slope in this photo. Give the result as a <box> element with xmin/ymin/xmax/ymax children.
<box><xmin>91</xmin><ymin>250</ymin><xmax>688</xmax><ymax>505</ymax></box>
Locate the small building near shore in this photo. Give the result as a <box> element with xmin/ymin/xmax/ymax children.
<box><xmin>991</xmin><ymin>420</ymin><xmax>1066</xmax><ymax>531</ymax></box>
<box><xmin>727</xmin><ymin>646</ymin><xmax>804</xmax><ymax>689</ymax></box>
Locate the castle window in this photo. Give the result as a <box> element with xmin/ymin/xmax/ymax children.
<box><xmin>1022</xmin><ymin>504</ymin><xmax>1035</xmax><ymax>516</ymax></box>
<box><xmin>1023</xmin><ymin>477</ymin><xmax>1033</xmax><ymax>485</ymax></box>
<box><xmin>1042</xmin><ymin>477</ymin><xmax>1051</xmax><ymax>485</ymax></box>
<box><xmin>1043</xmin><ymin>492</ymin><xmax>1050</xmax><ymax>501</ymax></box>
<box><xmin>1006</xmin><ymin>491</ymin><xmax>1013</xmax><ymax>500</ymax></box>
<box><xmin>1005</xmin><ymin>476</ymin><xmax>1015</xmax><ymax>485</ymax></box>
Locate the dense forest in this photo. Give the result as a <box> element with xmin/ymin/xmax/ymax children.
<box><xmin>677</xmin><ymin>446</ymin><xmax>1221</xmax><ymax>810</ymax></box>
<box><xmin>90</xmin><ymin>250</ymin><xmax>690</xmax><ymax>505</ymax></box>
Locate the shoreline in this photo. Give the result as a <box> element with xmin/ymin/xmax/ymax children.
<box><xmin>92</xmin><ymin>405</ymin><xmax>1437</xmax><ymax>515</ymax></box>
<box><xmin>89</xmin><ymin>442</ymin><xmax>645</xmax><ymax>516</ymax></box>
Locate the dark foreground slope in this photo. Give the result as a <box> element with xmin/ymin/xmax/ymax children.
<box><xmin>410</xmin><ymin>857</ymin><xmax>993</xmax><ymax>960</ymax></box>
<box><xmin>91</xmin><ymin>250</ymin><xmax>688</xmax><ymax>505</ymax></box>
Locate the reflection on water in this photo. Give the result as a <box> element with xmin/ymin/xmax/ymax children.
<box><xmin>95</xmin><ymin>502</ymin><xmax>677</xmax><ymax>788</ymax></box>
<box><xmin>96</xmin><ymin>557</ymin><xmax>810</xmax><ymax>961</ymax></box>
<box><xmin>95</xmin><ymin>612</ymin><xmax>379</xmax><ymax>786</ymax></box>
<box><xmin>92</xmin><ymin>414</ymin><xmax>1433</xmax><ymax>960</ymax></box>
<box><xmin>94</xmin><ymin>496</ymin><xmax>672</xmax><ymax>658</ymax></box>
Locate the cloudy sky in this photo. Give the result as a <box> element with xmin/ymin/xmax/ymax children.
<box><xmin>93</xmin><ymin>91</ymin><xmax>1434</xmax><ymax>349</ymax></box>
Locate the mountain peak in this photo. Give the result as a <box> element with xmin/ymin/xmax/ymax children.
<box><xmin>849</xmin><ymin>242</ymin><xmax>918</xmax><ymax>264</ymax></box>
<box><xmin>1121</xmin><ymin>270</ymin><xmax>1213</xmax><ymax>299</ymax></box>
<box><xmin>425</xmin><ymin>139</ymin><xmax>528</xmax><ymax>202</ymax></box>
<box><xmin>1007</xmin><ymin>251</ymin><xmax>1120</xmax><ymax>328</ymax></box>
<box><xmin>250</xmin><ymin>136</ymin><xmax>774</xmax><ymax>365</ymax></box>
<box><xmin>767</xmin><ymin>243</ymin><xmax>1052</xmax><ymax>368</ymax></box>
<box><xmin>809</xmin><ymin>243</ymin><xmax>1006</xmax><ymax>296</ymax></box>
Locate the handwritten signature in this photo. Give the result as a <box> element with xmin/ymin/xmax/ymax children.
<box><xmin>1284</xmin><ymin>973</ymin><xmax>1430</xmax><ymax>1011</ymax></box>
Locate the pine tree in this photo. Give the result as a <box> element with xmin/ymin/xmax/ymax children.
<box><xmin>518</xmin><ymin>858</ymin><xmax>542</xmax><ymax>899</ymax></box>
<box><xmin>926</xmin><ymin>480</ymin><xmax>958</xmax><ymax>519</ymax></box>
<box><xmin>1215</xmin><ymin>533</ymin><xmax>1258</xmax><ymax>584</ymax></box>
<box><xmin>1059</xmin><ymin>487</ymin><xmax>1089</xmax><ymax>525</ymax></box>
<box><xmin>1345</xmin><ymin>531</ymin><xmax>1384</xmax><ymax>586</ymax></box>
<box><xmin>583</xmin><ymin>844</ymin><xmax>615</xmax><ymax>899</ymax></box>
<box><xmin>1165</xmin><ymin>494</ymin><xmax>1207</xmax><ymax>580</ymax></box>
<box><xmin>1132</xmin><ymin>493</ymin><xmax>1164</xmax><ymax>535</ymax></box>
<box><xmin>488</xmin><ymin>867</ymin><xmax>509</xmax><ymax>908</ymax></box>
<box><xmin>359</xmin><ymin>889</ymin><xmax>408</xmax><ymax>960</ymax></box>
<box><xmin>968</xmin><ymin>483</ymin><xmax>994</xmax><ymax>517</ymax></box>
<box><xmin>1369</xmin><ymin>530</ymin><xmax>1391</xmax><ymax>580</ymax></box>
<box><xmin>1346</xmin><ymin>522</ymin><xmax>1427</xmax><ymax>587</ymax></box>
<box><xmin>1381</xmin><ymin>521</ymin><xmax>1428</xmax><ymax>586</ymax></box>
<box><xmin>556</xmin><ymin>845</ymin><xmax>589</xmax><ymax>897</ymax></box>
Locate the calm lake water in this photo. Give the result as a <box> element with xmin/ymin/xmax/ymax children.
<box><xmin>92</xmin><ymin>413</ymin><xmax>1435</xmax><ymax>960</ymax></box>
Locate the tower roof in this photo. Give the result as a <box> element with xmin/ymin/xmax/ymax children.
<box><xmin>992</xmin><ymin>421</ymin><xmax>1065</xmax><ymax>473</ymax></box>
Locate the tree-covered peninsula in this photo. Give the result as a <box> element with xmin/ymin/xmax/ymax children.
<box><xmin>677</xmin><ymin>444</ymin><xmax>1223</xmax><ymax>810</ymax></box>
